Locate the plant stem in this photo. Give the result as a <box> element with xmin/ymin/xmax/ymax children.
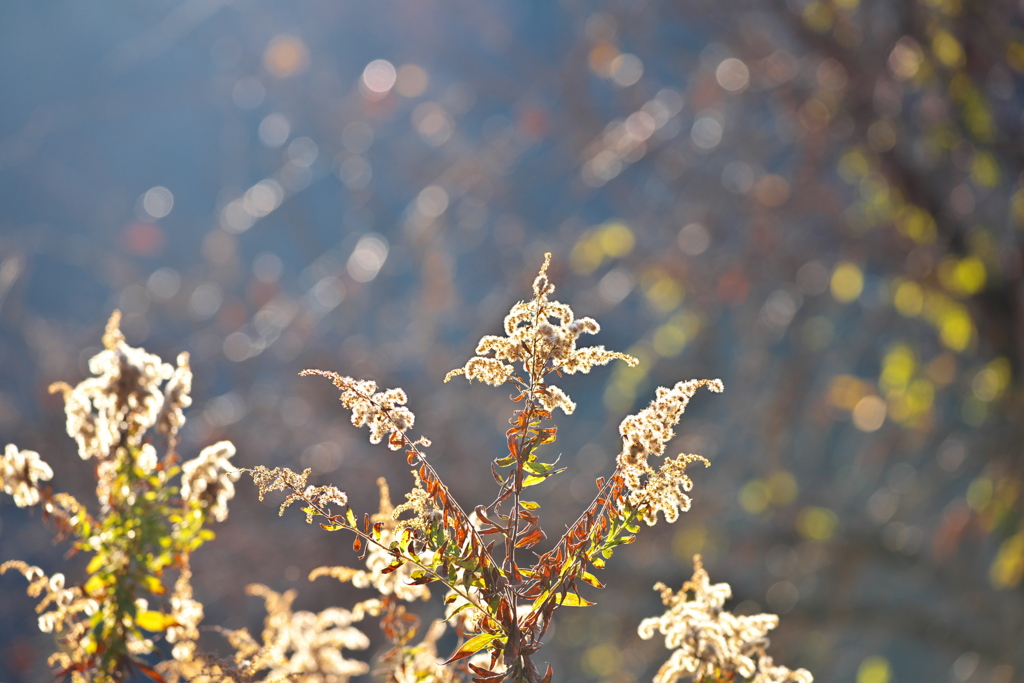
<box><xmin>293</xmin><ymin>484</ymin><xmax>498</xmax><ymax>633</ymax></box>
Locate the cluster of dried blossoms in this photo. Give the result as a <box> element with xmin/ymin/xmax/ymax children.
<box><xmin>1</xmin><ymin>312</ymin><xmax>241</xmax><ymax>682</ymax></box>
<box><xmin>639</xmin><ymin>556</ymin><xmax>813</xmax><ymax>683</ymax></box>
<box><xmin>445</xmin><ymin>253</ymin><xmax>637</xmax><ymax>415</ymax></box>
<box><xmin>1</xmin><ymin>443</ymin><xmax>53</xmax><ymax>507</ymax></box>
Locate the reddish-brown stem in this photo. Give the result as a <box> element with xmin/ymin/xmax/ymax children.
<box><xmin>314</xmin><ymin>374</ymin><xmax>504</xmax><ymax>582</ymax></box>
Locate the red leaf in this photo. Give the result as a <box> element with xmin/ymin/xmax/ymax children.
<box><xmin>134</xmin><ymin>664</ymin><xmax>166</xmax><ymax>683</ymax></box>
<box><xmin>515</xmin><ymin>527</ymin><xmax>546</xmax><ymax>549</ymax></box>
<box><xmin>469</xmin><ymin>663</ymin><xmax>505</xmax><ymax>683</ymax></box>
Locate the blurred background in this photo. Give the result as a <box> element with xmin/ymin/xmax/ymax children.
<box><xmin>1</xmin><ymin>0</ymin><xmax>1022</xmax><ymax>681</ymax></box>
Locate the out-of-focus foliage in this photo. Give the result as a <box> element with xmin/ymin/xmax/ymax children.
<box><xmin>0</xmin><ymin>313</ymin><xmax>238</xmax><ymax>681</ymax></box>
<box><xmin>0</xmin><ymin>0</ymin><xmax>1022</xmax><ymax>681</ymax></box>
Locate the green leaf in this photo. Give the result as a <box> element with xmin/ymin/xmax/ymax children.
<box><xmin>445</xmin><ymin>632</ymin><xmax>506</xmax><ymax>664</ymax></box>
<box><xmin>136</xmin><ymin>610</ymin><xmax>178</xmax><ymax>632</ymax></box>
<box><xmin>599</xmin><ymin>534</ymin><xmax>635</xmax><ymax>559</ymax></box>
<box><xmin>523</xmin><ymin>460</ymin><xmax>556</xmax><ymax>475</ymax></box>
<box><xmin>409</xmin><ymin>570</ymin><xmax>438</xmax><ymax>585</ymax></box>
<box><xmin>346</xmin><ymin>508</ymin><xmax>357</xmax><ymax>526</ymax></box>
<box><xmin>519</xmin><ymin>500</ymin><xmax>541</xmax><ymax>510</ymax></box>
<box><xmin>320</xmin><ymin>523</ymin><xmax>346</xmax><ymax>531</ymax></box>
<box><xmin>444</xmin><ymin>601</ymin><xmax>475</xmax><ymax>621</ymax></box>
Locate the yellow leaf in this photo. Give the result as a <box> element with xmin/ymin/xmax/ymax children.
<box><xmin>141</xmin><ymin>574</ymin><xmax>167</xmax><ymax>596</ymax></box>
<box><xmin>84</xmin><ymin>574</ymin><xmax>106</xmax><ymax>597</ymax></box>
<box><xmin>445</xmin><ymin>632</ymin><xmax>505</xmax><ymax>663</ymax></box>
<box><xmin>86</xmin><ymin>555</ymin><xmax>105</xmax><ymax>575</ymax></box>
<box><xmin>136</xmin><ymin>610</ymin><xmax>178</xmax><ymax>632</ymax></box>
<box><xmin>556</xmin><ymin>592</ymin><xmax>595</xmax><ymax>607</ymax></box>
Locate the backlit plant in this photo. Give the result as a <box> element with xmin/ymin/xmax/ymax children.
<box><xmin>1</xmin><ymin>256</ymin><xmax>812</xmax><ymax>683</ymax></box>
<box><xmin>0</xmin><ymin>312</ymin><xmax>239</xmax><ymax>682</ymax></box>
<box><xmin>247</xmin><ymin>254</ymin><xmax>811</xmax><ymax>683</ymax></box>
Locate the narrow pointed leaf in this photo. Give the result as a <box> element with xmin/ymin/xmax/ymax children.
<box><xmin>444</xmin><ymin>632</ymin><xmax>506</xmax><ymax>664</ymax></box>
<box><xmin>556</xmin><ymin>592</ymin><xmax>595</xmax><ymax>607</ymax></box>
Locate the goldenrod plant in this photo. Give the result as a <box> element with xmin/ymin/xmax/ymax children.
<box><xmin>1</xmin><ymin>256</ymin><xmax>812</xmax><ymax>683</ymax></box>
<box><xmin>0</xmin><ymin>312</ymin><xmax>239</xmax><ymax>682</ymax></box>
<box><xmin>246</xmin><ymin>254</ymin><xmax>811</xmax><ymax>683</ymax></box>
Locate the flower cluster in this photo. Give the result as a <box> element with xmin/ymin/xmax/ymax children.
<box><xmin>445</xmin><ymin>253</ymin><xmax>637</xmax><ymax>413</ymax></box>
<box><xmin>618</xmin><ymin>378</ymin><xmax>724</xmax><ymax>492</ymax></box>
<box><xmin>638</xmin><ymin>555</ymin><xmax>813</xmax><ymax>683</ymax></box>
<box><xmin>628</xmin><ymin>453</ymin><xmax>709</xmax><ymax>525</ymax></box>
<box><xmin>310</xmin><ymin>477</ymin><xmax>434</xmax><ymax>603</ymax></box>
<box><xmin>157</xmin><ymin>352</ymin><xmax>193</xmax><ymax>450</ymax></box>
<box><xmin>299</xmin><ymin>369</ymin><xmax>419</xmax><ymax>449</ymax></box>
<box><xmin>1</xmin><ymin>444</ymin><xmax>53</xmax><ymax>507</ymax></box>
<box><xmin>386</xmin><ymin>619</ymin><xmax>461</xmax><ymax>683</ymax></box>
<box><xmin>0</xmin><ymin>561</ymin><xmax>97</xmax><ymax>646</ymax></box>
<box><xmin>181</xmin><ymin>441</ymin><xmax>240</xmax><ymax>523</ymax></box>
<box><xmin>248</xmin><ymin>465</ymin><xmax>349</xmax><ymax>522</ymax></box>
<box><xmin>50</xmin><ymin>311</ymin><xmax>174</xmax><ymax>460</ymax></box>
<box><xmin>222</xmin><ymin>585</ymin><xmax>373</xmax><ymax>682</ymax></box>
<box><xmin>165</xmin><ymin>562</ymin><xmax>204</xmax><ymax>662</ymax></box>
<box><xmin>245</xmin><ymin>584</ymin><xmax>371</xmax><ymax>683</ymax></box>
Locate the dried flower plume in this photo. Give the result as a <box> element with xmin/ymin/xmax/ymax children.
<box><xmin>49</xmin><ymin>311</ymin><xmax>174</xmax><ymax>460</ymax></box>
<box><xmin>180</xmin><ymin>441</ymin><xmax>240</xmax><ymax>523</ymax></box>
<box><xmin>1</xmin><ymin>444</ymin><xmax>53</xmax><ymax>508</ymax></box>
<box><xmin>445</xmin><ymin>253</ymin><xmax>638</xmax><ymax>413</ymax></box>
<box><xmin>300</xmin><ymin>370</ymin><xmax>418</xmax><ymax>449</ymax></box>
<box><xmin>638</xmin><ymin>555</ymin><xmax>813</xmax><ymax>683</ymax></box>
<box><xmin>618</xmin><ymin>378</ymin><xmax>723</xmax><ymax>492</ymax></box>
